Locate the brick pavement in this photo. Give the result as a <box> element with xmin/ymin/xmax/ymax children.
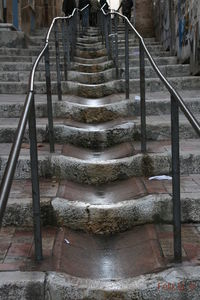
<box><xmin>0</xmin><ymin>224</ymin><xmax>200</xmax><ymax>279</ymax></box>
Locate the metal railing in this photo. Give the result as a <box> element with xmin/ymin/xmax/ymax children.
<box><xmin>0</xmin><ymin>5</ymin><xmax>89</xmax><ymax>261</ymax></box>
<box><xmin>100</xmin><ymin>6</ymin><xmax>200</xmax><ymax>263</ymax></box>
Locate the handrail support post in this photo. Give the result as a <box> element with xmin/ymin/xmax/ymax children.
<box><xmin>125</xmin><ymin>21</ymin><xmax>129</xmax><ymax>99</ymax></box>
<box><xmin>140</xmin><ymin>40</ymin><xmax>146</xmax><ymax>153</ymax></box>
<box><xmin>61</xmin><ymin>19</ymin><xmax>68</xmax><ymax>81</ymax></box>
<box><xmin>29</xmin><ymin>93</ymin><xmax>43</xmax><ymax>261</ymax></box>
<box><xmin>54</xmin><ymin>20</ymin><xmax>62</xmax><ymax>101</ymax></box>
<box><xmin>114</xmin><ymin>15</ymin><xmax>119</xmax><ymax>79</ymax></box>
<box><xmin>44</xmin><ymin>45</ymin><xmax>55</xmax><ymax>153</ymax></box>
<box><xmin>171</xmin><ymin>95</ymin><xmax>182</xmax><ymax>263</ymax></box>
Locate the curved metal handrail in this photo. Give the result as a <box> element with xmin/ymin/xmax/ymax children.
<box><xmin>0</xmin><ymin>5</ymin><xmax>89</xmax><ymax>225</ymax></box>
<box><xmin>100</xmin><ymin>6</ymin><xmax>200</xmax><ymax>263</ymax></box>
<box><xmin>100</xmin><ymin>7</ymin><xmax>200</xmax><ymax>136</ymax></box>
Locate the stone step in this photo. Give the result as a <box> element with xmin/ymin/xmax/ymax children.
<box><xmin>50</xmin><ymin>176</ymin><xmax>200</xmax><ymax>232</ymax></box>
<box><xmin>77</xmin><ymin>36</ymin><xmax>102</xmax><ymax>43</ymax></box>
<box><xmin>0</xmin><ymin>90</ymin><xmax>199</xmax><ymax>121</ymax></box>
<box><xmin>0</xmin><ymin>117</ymin><xmax>135</xmax><ymax>146</ymax></box>
<box><xmin>73</xmin><ymin>55</ymin><xmax>108</xmax><ymax>64</ymax></box>
<box><xmin>118</xmin><ymin>51</ymin><xmax>174</xmax><ymax>58</ymax></box>
<box><xmin>0</xmin><ymin>56</ymin><xmax>177</xmax><ymax>73</ymax></box>
<box><xmin>0</xmin><ymin>47</ymin><xmax>108</xmax><ymax>60</ymax></box>
<box><xmin>0</xmin><ymin>60</ymin><xmax>114</xmax><ymax>73</ymax></box>
<box><xmin>0</xmin><ymin>48</ymin><xmax>40</xmax><ymax>56</ymax></box>
<box><xmin>0</xmin><ymin>56</ymin><xmax>178</xmax><ymax>72</ymax></box>
<box><xmin>0</xmin><ymin>139</ymin><xmax>200</xmax><ymax>183</ymax></box>
<box><xmin>29</xmin><ymin>36</ymin><xmax>160</xmax><ymax>48</ymax></box>
<box><xmin>75</xmin><ymin>43</ymin><xmax>108</xmax><ymax>51</ymax></box>
<box><xmin>74</xmin><ymin>45</ymin><xmax>165</xmax><ymax>58</ymax></box>
<box><xmin>0</xmin><ymin>53</ymin><xmax>176</xmax><ymax>71</ymax></box>
<box><xmin>0</xmin><ymin>111</ymin><xmax>199</xmax><ymax>145</ymax></box>
<box><xmin>120</xmin><ymin>64</ymin><xmax>190</xmax><ymax>79</ymax></box>
<box><xmin>30</xmin><ymin>42</ymin><xmax>105</xmax><ymax>52</ymax></box>
<box><xmin>72</xmin><ymin>57</ymin><xmax>177</xmax><ymax>72</ymax></box>
<box><xmin>2</xmin><ymin>176</ymin><xmax>200</xmax><ymax>234</ymax></box>
<box><xmin>74</xmin><ymin>40</ymin><xmax>161</xmax><ymax>49</ymax></box>
<box><xmin>0</xmin><ymin>76</ymin><xmax>199</xmax><ymax>96</ymax></box>
<box><xmin>0</xmin><ymin>55</ymin><xmax>34</xmax><ymax>62</ymax></box>
<box><xmin>75</xmin><ymin>48</ymin><xmax>107</xmax><ymax>58</ymax></box>
<box><xmin>117</xmin><ymin>45</ymin><xmax>164</xmax><ymax>54</ymax></box>
<box><xmin>119</xmin><ymin>56</ymin><xmax>178</xmax><ymax>67</ymax></box>
<box><xmin>72</xmin><ymin>60</ymin><xmax>114</xmax><ymax>72</ymax></box>
<box><xmin>0</xmin><ymin>64</ymin><xmax>190</xmax><ymax>84</ymax></box>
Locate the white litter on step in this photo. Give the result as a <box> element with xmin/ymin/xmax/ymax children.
<box><xmin>149</xmin><ymin>175</ymin><xmax>172</xmax><ymax>181</ymax></box>
<box><xmin>64</xmin><ymin>238</ymin><xmax>70</xmax><ymax>244</ymax></box>
<box><xmin>135</xmin><ymin>95</ymin><xmax>141</xmax><ymax>101</ymax></box>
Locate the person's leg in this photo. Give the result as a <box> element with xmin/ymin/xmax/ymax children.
<box><xmin>82</xmin><ymin>7</ymin><xmax>89</xmax><ymax>29</ymax></box>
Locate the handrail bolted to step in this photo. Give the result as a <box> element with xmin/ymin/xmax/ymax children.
<box><xmin>100</xmin><ymin>6</ymin><xmax>200</xmax><ymax>263</ymax></box>
<box><xmin>0</xmin><ymin>5</ymin><xmax>89</xmax><ymax>261</ymax></box>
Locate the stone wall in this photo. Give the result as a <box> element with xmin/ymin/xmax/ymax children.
<box><xmin>153</xmin><ymin>0</ymin><xmax>200</xmax><ymax>74</ymax></box>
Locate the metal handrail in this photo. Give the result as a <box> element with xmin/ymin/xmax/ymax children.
<box><xmin>101</xmin><ymin>7</ymin><xmax>200</xmax><ymax>135</ymax></box>
<box><xmin>0</xmin><ymin>5</ymin><xmax>89</xmax><ymax>261</ymax></box>
<box><xmin>100</xmin><ymin>7</ymin><xmax>200</xmax><ymax>263</ymax></box>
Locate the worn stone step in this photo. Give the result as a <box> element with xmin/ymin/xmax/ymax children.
<box><xmin>0</xmin><ymin>70</ymin><xmax>115</xmax><ymax>84</ymax></box>
<box><xmin>75</xmin><ymin>40</ymin><xmax>161</xmax><ymax>50</ymax></box>
<box><xmin>72</xmin><ymin>60</ymin><xmax>114</xmax><ymax>72</ymax></box>
<box><xmin>1</xmin><ymin>139</ymin><xmax>200</xmax><ymax>183</ymax></box>
<box><xmin>52</xmin><ymin>176</ymin><xmax>200</xmax><ymax>232</ymax></box>
<box><xmin>0</xmin><ymin>53</ymin><xmax>178</xmax><ymax>69</ymax></box>
<box><xmin>118</xmin><ymin>50</ymin><xmax>174</xmax><ymax>58</ymax></box>
<box><xmin>117</xmin><ymin>40</ymin><xmax>159</xmax><ymax>46</ymax></box>
<box><xmin>0</xmin><ymin>76</ymin><xmax>200</xmax><ymax>96</ymax></box>
<box><xmin>0</xmin><ymin>47</ymin><xmax>40</xmax><ymax>56</ymax></box>
<box><xmin>74</xmin><ymin>45</ymin><xmax>166</xmax><ymax>59</ymax></box>
<box><xmin>0</xmin><ymin>111</ymin><xmax>199</xmax><ymax>145</ymax></box>
<box><xmin>0</xmin><ymin>117</ymin><xmax>135</xmax><ymax>147</ymax></box>
<box><xmin>134</xmin><ymin>114</ymin><xmax>199</xmax><ymax>140</ymax></box>
<box><xmin>117</xmin><ymin>44</ymin><xmax>164</xmax><ymax>54</ymax></box>
<box><xmin>0</xmin><ymin>56</ymin><xmax>178</xmax><ymax>73</ymax></box>
<box><xmin>0</xmin><ymin>47</ymin><xmax>105</xmax><ymax>60</ymax></box>
<box><xmin>30</xmin><ymin>41</ymin><xmax>104</xmax><ymax>52</ymax></box>
<box><xmin>74</xmin><ymin>42</ymin><xmax>105</xmax><ymax>51</ymax></box>
<box><xmin>0</xmin><ymin>64</ymin><xmax>189</xmax><ymax>84</ymax></box>
<box><xmin>0</xmin><ymin>60</ymin><xmax>114</xmax><ymax>73</ymax></box>
<box><xmin>119</xmin><ymin>56</ymin><xmax>178</xmax><ymax>67</ymax></box>
<box><xmin>66</xmin><ymin>76</ymin><xmax>200</xmax><ymax>97</ymax></box>
<box><xmin>2</xmin><ymin>176</ymin><xmax>200</xmax><ymax>235</ymax></box>
<box><xmin>0</xmin><ymin>55</ymin><xmax>34</xmax><ymax>62</ymax></box>
<box><xmin>0</xmin><ymin>91</ymin><xmax>200</xmax><ymax>121</ymax></box>
<box><xmin>75</xmin><ymin>48</ymin><xmax>107</xmax><ymax>58</ymax></box>
<box><xmin>0</xmin><ymin>90</ymin><xmax>197</xmax><ymax>118</ymax></box>
<box><xmin>73</xmin><ymin>55</ymin><xmax>108</xmax><ymax>64</ymax></box>
<box><xmin>77</xmin><ymin>36</ymin><xmax>102</xmax><ymax>43</ymax></box>
<box><xmin>121</xmin><ymin>64</ymin><xmax>190</xmax><ymax>79</ymax></box>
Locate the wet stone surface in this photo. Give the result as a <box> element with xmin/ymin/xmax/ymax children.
<box><xmin>1</xmin><ymin>224</ymin><xmax>200</xmax><ymax>279</ymax></box>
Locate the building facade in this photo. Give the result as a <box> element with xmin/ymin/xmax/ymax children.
<box><xmin>153</xmin><ymin>0</ymin><xmax>200</xmax><ymax>74</ymax></box>
<box><xmin>1</xmin><ymin>0</ymin><xmax>62</xmax><ymax>33</ymax></box>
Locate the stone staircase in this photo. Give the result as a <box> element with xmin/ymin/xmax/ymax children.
<box><xmin>1</xmin><ymin>24</ymin><xmax>200</xmax><ymax>298</ymax></box>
